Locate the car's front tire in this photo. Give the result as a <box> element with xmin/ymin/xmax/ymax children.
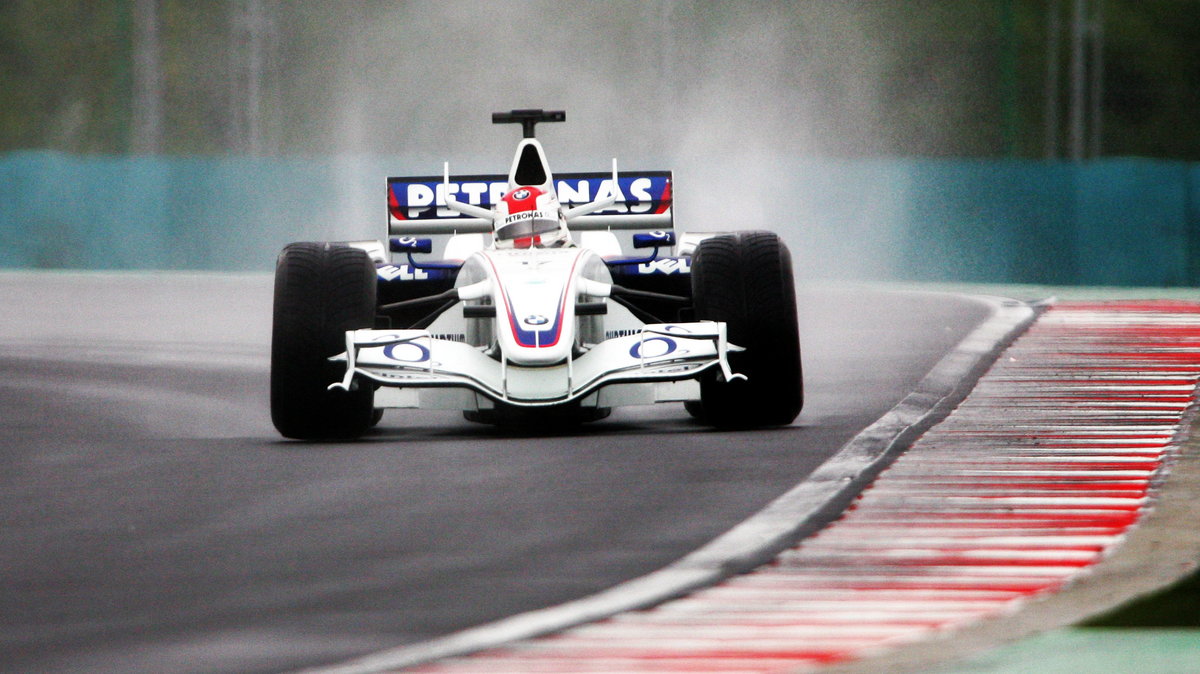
<box><xmin>270</xmin><ymin>242</ymin><xmax>377</xmax><ymax>439</ymax></box>
<box><xmin>689</xmin><ymin>231</ymin><xmax>803</xmax><ymax>427</ymax></box>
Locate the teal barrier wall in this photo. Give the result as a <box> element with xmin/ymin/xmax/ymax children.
<box><xmin>1</xmin><ymin>151</ymin><xmax>1197</xmax><ymax>286</ymax></box>
<box><xmin>777</xmin><ymin>157</ymin><xmax>1198</xmax><ymax>286</ymax></box>
<box><xmin>0</xmin><ymin>151</ymin><xmax>411</xmax><ymax>271</ymax></box>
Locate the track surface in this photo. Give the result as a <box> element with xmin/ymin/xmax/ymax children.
<box><xmin>0</xmin><ymin>273</ymin><xmax>988</xmax><ymax>673</ymax></box>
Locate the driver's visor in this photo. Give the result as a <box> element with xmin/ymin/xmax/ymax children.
<box><xmin>496</xmin><ymin>212</ymin><xmax>559</xmax><ymax>241</ymax></box>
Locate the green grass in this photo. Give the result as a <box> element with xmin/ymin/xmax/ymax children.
<box><xmin>947</xmin><ymin>628</ymin><xmax>1200</xmax><ymax>673</ymax></box>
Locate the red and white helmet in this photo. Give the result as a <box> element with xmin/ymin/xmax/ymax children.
<box><xmin>494</xmin><ymin>185</ymin><xmax>571</xmax><ymax>249</ymax></box>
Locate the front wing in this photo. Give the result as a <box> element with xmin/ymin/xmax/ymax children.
<box><xmin>328</xmin><ymin>323</ymin><xmax>744</xmax><ymax>408</ymax></box>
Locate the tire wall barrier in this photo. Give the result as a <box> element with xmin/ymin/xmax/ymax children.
<box><xmin>2</xmin><ymin>150</ymin><xmax>1197</xmax><ymax>286</ymax></box>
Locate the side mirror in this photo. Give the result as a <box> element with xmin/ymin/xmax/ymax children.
<box><xmin>390</xmin><ymin>237</ymin><xmax>433</xmax><ymax>254</ymax></box>
<box><xmin>632</xmin><ymin>231</ymin><xmax>676</xmax><ymax>249</ymax></box>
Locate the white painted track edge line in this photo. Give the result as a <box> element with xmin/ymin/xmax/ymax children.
<box><xmin>295</xmin><ymin>295</ymin><xmax>1037</xmax><ymax>674</ymax></box>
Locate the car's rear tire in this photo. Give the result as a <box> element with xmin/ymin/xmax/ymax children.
<box><xmin>689</xmin><ymin>231</ymin><xmax>803</xmax><ymax>427</ymax></box>
<box><xmin>271</xmin><ymin>242</ymin><xmax>377</xmax><ymax>439</ymax></box>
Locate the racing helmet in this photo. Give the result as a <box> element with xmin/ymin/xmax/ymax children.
<box><xmin>494</xmin><ymin>186</ymin><xmax>571</xmax><ymax>249</ymax></box>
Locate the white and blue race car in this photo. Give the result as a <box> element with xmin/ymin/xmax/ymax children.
<box><xmin>270</xmin><ymin>110</ymin><xmax>802</xmax><ymax>438</ymax></box>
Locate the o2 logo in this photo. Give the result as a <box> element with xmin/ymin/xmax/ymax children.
<box><xmin>383</xmin><ymin>342</ymin><xmax>431</xmax><ymax>363</ymax></box>
<box><xmin>629</xmin><ymin>337</ymin><xmax>677</xmax><ymax>359</ymax></box>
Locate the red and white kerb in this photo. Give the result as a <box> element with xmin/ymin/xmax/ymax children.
<box><xmin>410</xmin><ymin>301</ymin><xmax>1200</xmax><ymax>673</ymax></box>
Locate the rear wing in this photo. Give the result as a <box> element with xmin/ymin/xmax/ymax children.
<box><xmin>387</xmin><ymin>171</ymin><xmax>672</xmax><ymax>235</ymax></box>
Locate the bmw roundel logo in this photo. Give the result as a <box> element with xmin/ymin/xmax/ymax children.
<box><xmin>512</xmin><ymin>188</ymin><xmax>531</xmax><ymax>200</ymax></box>
<box><xmin>524</xmin><ymin>314</ymin><xmax>549</xmax><ymax>326</ymax></box>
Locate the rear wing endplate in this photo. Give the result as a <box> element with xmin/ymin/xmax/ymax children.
<box><xmin>387</xmin><ymin>171</ymin><xmax>672</xmax><ymax>235</ymax></box>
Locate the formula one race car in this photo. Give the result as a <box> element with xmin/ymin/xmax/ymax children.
<box><xmin>270</xmin><ymin>109</ymin><xmax>801</xmax><ymax>439</ymax></box>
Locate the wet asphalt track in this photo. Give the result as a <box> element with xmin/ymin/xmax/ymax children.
<box><xmin>0</xmin><ymin>273</ymin><xmax>989</xmax><ymax>673</ymax></box>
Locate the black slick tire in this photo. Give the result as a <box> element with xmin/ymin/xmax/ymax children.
<box><xmin>689</xmin><ymin>231</ymin><xmax>803</xmax><ymax>427</ymax></box>
<box><xmin>270</xmin><ymin>242</ymin><xmax>377</xmax><ymax>439</ymax></box>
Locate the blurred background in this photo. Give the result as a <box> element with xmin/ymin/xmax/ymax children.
<box><xmin>2</xmin><ymin>0</ymin><xmax>1197</xmax><ymax>284</ymax></box>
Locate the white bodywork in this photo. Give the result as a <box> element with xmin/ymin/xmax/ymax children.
<box><xmin>331</xmin><ymin>246</ymin><xmax>741</xmax><ymax>412</ymax></box>
<box><xmin>330</xmin><ymin>131</ymin><xmax>744</xmax><ymax>416</ymax></box>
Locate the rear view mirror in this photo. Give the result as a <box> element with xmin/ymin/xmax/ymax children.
<box><xmin>632</xmin><ymin>231</ymin><xmax>675</xmax><ymax>249</ymax></box>
<box><xmin>390</xmin><ymin>237</ymin><xmax>433</xmax><ymax>254</ymax></box>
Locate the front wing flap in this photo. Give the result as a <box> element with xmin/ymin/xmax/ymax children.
<box><xmin>327</xmin><ymin>323</ymin><xmax>744</xmax><ymax>407</ymax></box>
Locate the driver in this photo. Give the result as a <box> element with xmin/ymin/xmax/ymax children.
<box><xmin>493</xmin><ymin>185</ymin><xmax>572</xmax><ymax>249</ymax></box>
